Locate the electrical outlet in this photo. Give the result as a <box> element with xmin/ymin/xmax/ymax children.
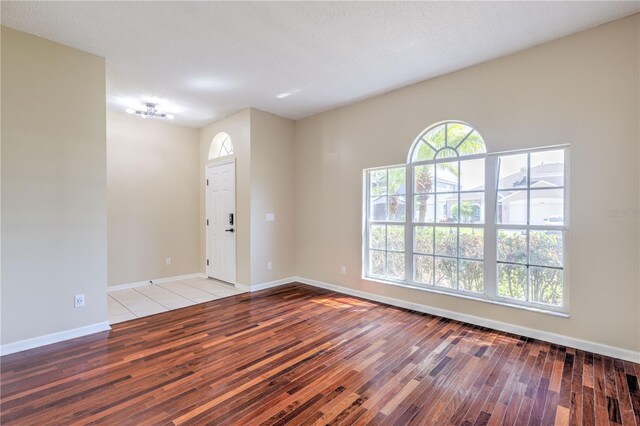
<box><xmin>74</xmin><ymin>294</ymin><xmax>85</xmax><ymax>308</ymax></box>
<box><xmin>267</xmin><ymin>261</ymin><xmax>273</xmax><ymax>270</ymax></box>
<box><xmin>166</xmin><ymin>257</ymin><xmax>172</xmax><ymax>266</ymax></box>
<box><xmin>266</xmin><ymin>213</ymin><xmax>275</xmax><ymax>222</ymax></box>
<box><xmin>341</xmin><ymin>266</ymin><xmax>347</xmax><ymax>274</ymax></box>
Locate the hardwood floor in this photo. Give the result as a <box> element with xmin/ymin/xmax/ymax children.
<box><xmin>1</xmin><ymin>283</ymin><xmax>639</xmax><ymax>425</ymax></box>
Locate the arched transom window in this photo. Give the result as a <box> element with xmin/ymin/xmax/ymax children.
<box><xmin>409</xmin><ymin>121</ymin><xmax>486</xmax><ymax>162</ymax></box>
<box><xmin>364</xmin><ymin>120</ymin><xmax>568</xmax><ymax>313</ymax></box>
<box><xmin>209</xmin><ymin>132</ymin><xmax>234</xmax><ymax>160</ymax></box>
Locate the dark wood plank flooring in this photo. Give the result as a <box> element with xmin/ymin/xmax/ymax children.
<box><xmin>1</xmin><ymin>283</ymin><xmax>639</xmax><ymax>425</ymax></box>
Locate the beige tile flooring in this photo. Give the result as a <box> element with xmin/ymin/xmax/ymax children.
<box><xmin>107</xmin><ymin>277</ymin><xmax>245</xmax><ymax>324</ymax></box>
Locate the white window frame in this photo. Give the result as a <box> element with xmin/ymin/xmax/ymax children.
<box><xmin>363</xmin><ymin>165</ymin><xmax>408</xmax><ymax>282</ymax></box>
<box><xmin>491</xmin><ymin>145</ymin><xmax>570</xmax><ymax>312</ymax></box>
<box><xmin>362</xmin><ymin>123</ymin><xmax>569</xmax><ymax>315</ymax></box>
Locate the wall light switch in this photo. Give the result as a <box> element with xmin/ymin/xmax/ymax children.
<box><xmin>266</xmin><ymin>213</ymin><xmax>275</xmax><ymax>222</ymax></box>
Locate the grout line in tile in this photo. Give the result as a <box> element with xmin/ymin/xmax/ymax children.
<box><xmin>108</xmin><ymin>294</ymin><xmax>138</xmax><ymax>319</ymax></box>
<box><xmin>132</xmin><ymin>287</ymin><xmax>174</xmax><ymax>311</ymax></box>
<box><xmin>112</xmin><ymin>288</ymin><xmax>168</xmax><ymax>317</ymax></box>
<box><xmin>154</xmin><ymin>282</ymin><xmax>200</xmax><ymax>304</ymax></box>
<box><xmin>177</xmin><ymin>279</ymin><xmax>215</xmax><ymax>295</ymax></box>
<box><xmin>177</xmin><ymin>279</ymin><xmax>229</xmax><ymax>297</ymax></box>
<box><xmin>144</xmin><ymin>287</ymin><xmax>200</xmax><ymax>309</ymax></box>
<box><xmin>126</xmin><ymin>287</ymin><xmax>164</xmax><ymax>304</ymax></box>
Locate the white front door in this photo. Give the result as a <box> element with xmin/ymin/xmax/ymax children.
<box><xmin>206</xmin><ymin>161</ymin><xmax>236</xmax><ymax>283</ymax></box>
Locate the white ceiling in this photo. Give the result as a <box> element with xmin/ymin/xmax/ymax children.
<box><xmin>2</xmin><ymin>1</ymin><xmax>638</xmax><ymax>128</ymax></box>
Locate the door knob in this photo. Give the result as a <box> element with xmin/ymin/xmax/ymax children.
<box><xmin>225</xmin><ymin>228</ymin><xmax>235</xmax><ymax>233</ymax></box>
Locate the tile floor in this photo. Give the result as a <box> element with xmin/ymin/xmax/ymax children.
<box><xmin>107</xmin><ymin>277</ymin><xmax>245</xmax><ymax>324</ymax></box>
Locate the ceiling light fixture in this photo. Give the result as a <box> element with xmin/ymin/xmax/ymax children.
<box><xmin>127</xmin><ymin>103</ymin><xmax>174</xmax><ymax>119</ymax></box>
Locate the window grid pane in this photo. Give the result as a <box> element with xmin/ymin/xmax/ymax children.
<box><xmin>498</xmin><ymin>263</ymin><xmax>527</xmax><ymax>300</ymax></box>
<box><xmin>413</xmin><ymin>194</ymin><xmax>435</xmax><ymax>223</ymax></box>
<box><xmin>369</xmin><ymin>225</ymin><xmax>386</xmax><ymax>250</ymax></box>
<box><xmin>414</xmin><ymin>226</ymin><xmax>433</xmax><ymax>254</ymax></box>
<box><xmin>435</xmin><ymin>257</ymin><xmax>457</xmax><ymax>289</ymax></box>
<box><xmin>459</xmin><ymin>260</ymin><xmax>484</xmax><ymax>293</ymax></box>
<box><xmin>414</xmin><ymin>255</ymin><xmax>434</xmax><ymax>285</ymax></box>
<box><xmin>369</xmin><ymin>250</ymin><xmax>386</xmax><ymax>277</ymax></box>
<box><xmin>529</xmin><ymin>266</ymin><xmax>563</xmax><ymax>306</ymax></box>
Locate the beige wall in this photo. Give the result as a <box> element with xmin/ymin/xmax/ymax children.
<box><xmin>107</xmin><ymin>111</ymin><xmax>200</xmax><ymax>286</ymax></box>
<box><xmin>1</xmin><ymin>27</ymin><xmax>107</xmax><ymax>344</ymax></box>
<box><xmin>250</xmin><ymin>109</ymin><xmax>296</xmax><ymax>285</ymax></box>
<box><xmin>199</xmin><ymin>109</ymin><xmax>252</xmax><ymax>286</ymax></box>
<box><xmin>295</xmin><ymin>15</ymin><xmax>640</xmax><ymax>352</ymax></box>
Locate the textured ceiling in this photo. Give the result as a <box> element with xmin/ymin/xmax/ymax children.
<box><xmin>2</xmin><ymin>1</ymin><xmax>638</xmax><ymax>128</ymax></box>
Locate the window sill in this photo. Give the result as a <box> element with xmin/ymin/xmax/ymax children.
<box><xmin>362</xmin><ymin>276</ymin><xmax>570</xmax><ymax>318</ymax></box>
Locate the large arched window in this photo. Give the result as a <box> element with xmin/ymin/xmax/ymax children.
<box><xmin>208</xmin><ymin>132</ymin><xmax>234</xmax><ymax>160</ymax></box>
<box><xmin>364</xmin><ymin>120</ymin><xmax>568</xmax><ymax>312</ymax></box>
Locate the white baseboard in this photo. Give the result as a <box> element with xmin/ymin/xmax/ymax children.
<box><xmin>250</xmin><ymin>276</ymin><xmax>297</xmax><ymax>292</ymax></box>
<box><xmin>107</xmin><ymin>273</ymin><xmax>207</xmax><ymax>292</ymax></box>
<box><xmin>1</xmin><ymin>321</ymin><xmax>111</xmax><ymax>356</ymax></box>
<box><xmin>294</xmin><ymin>276</ymin><xmax>640</xmax><ymax>364</ymax></box>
